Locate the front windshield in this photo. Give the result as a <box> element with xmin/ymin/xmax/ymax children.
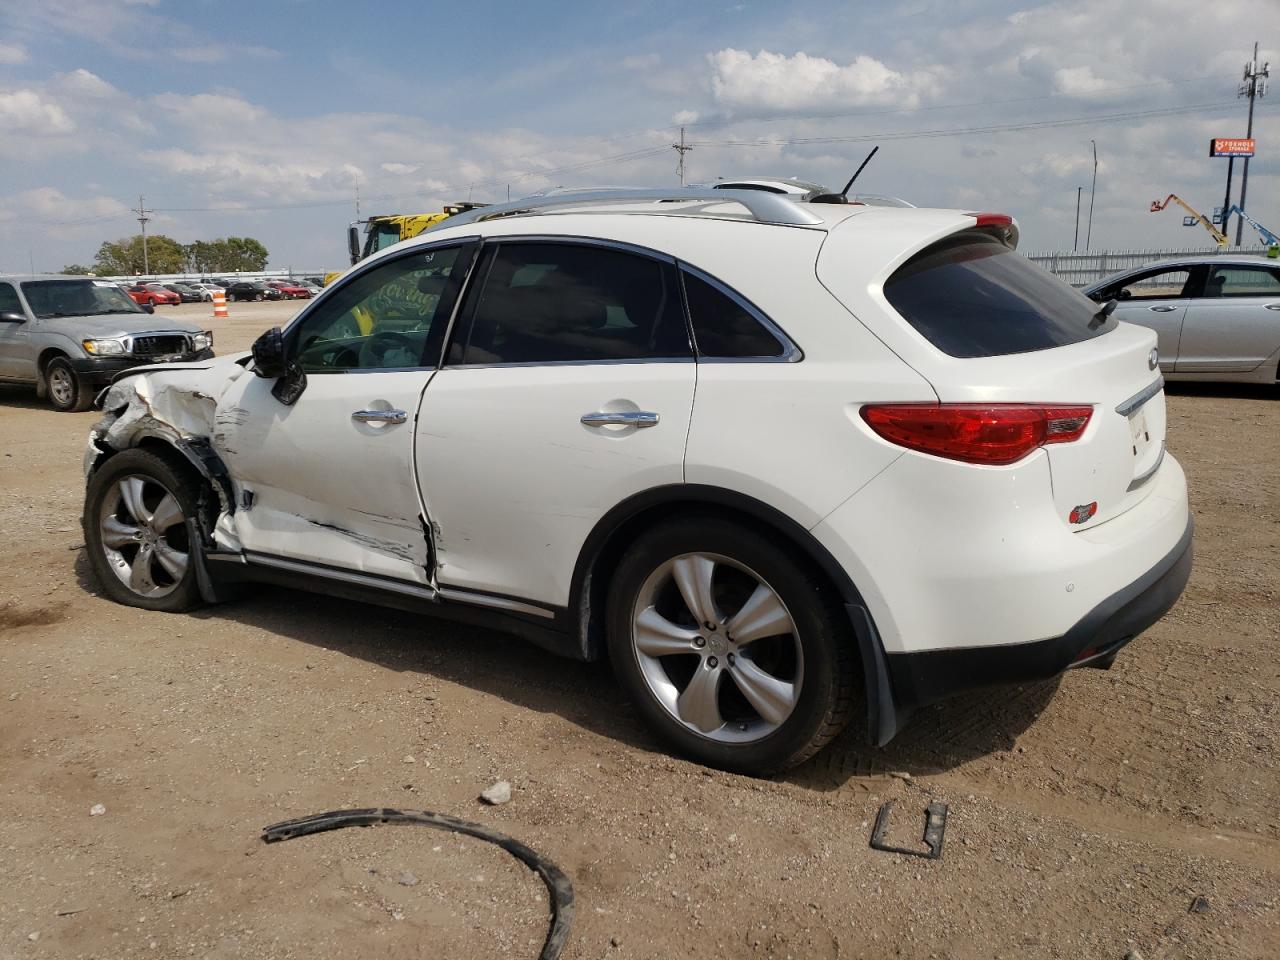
<box><xmin>20</xmin><ymin>279</ymin><xmax>144</xmax><ymax>319</ymax></box>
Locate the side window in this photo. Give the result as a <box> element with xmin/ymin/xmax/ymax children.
<box><xmin>292</xmin><ymin>244</ymin><xmax>474</xmax><ymax>373</ymax></box>
<box><xmin>454</xmin><ymin>243</ymin><xmax>690</xmax><ymax>365</ymax></box>
<box><xmin>681</xmin><ymin>269</ymin><xmax>790</xmax><ymax>359</ymax></box>
<box><xmin>0</xmin><ymin>282</ymin><xmax>22</xmax><ymax>315</ymax></box>
<box><xmin>1204</xmin><ymin>265</ymin><xmax>1280</xmax><ymax>298</ymax></box>
<box><xmin>1115</xmin><ymin>268</ymin><xmax>1193</xmax><ymax>301</ymax></box>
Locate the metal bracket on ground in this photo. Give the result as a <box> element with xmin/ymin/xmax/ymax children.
<box><xmin>869</xmin><ymin>799</ymin><xmax>948</xmax><ymax>860</ymax></box>
<box><xmin>261</xmin><ymin>806</ymin><xmax>574</xmax><ymax>960</ymax></box>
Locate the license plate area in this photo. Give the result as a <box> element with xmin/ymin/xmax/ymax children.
<box><xmin>1128</xmin><ymin>405</ymin><xmax>1153</xmax><ymax>459</ymax></box>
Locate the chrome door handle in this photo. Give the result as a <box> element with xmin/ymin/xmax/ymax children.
<box><xmin>1148</xmin><ymin>305</ymin><xmax>1179</xmax><ymax>312</ymax></box>
<box><xmin>581</xmin><ymin>411</ymin><xmax>659</xmax><ymax>428</ymax></box>
<box><xmin>352</xmin><ymin>409</ymin><xmax>407</xmax><ymax>424</ymax></box>
<box><xmin>1265</xmin><ymin>303</ymin><xmax>1280</xmax><ymax>311</ymax></box>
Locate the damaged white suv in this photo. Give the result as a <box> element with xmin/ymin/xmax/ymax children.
<box><xmin>82</xmin><ymin>190</ymin><xmax>1192</xmax><ymax>774</ymax></box>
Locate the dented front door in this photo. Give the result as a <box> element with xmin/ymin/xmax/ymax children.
<box><xmin>213</xmin><ymin>370</ymin><xmax>433</xmax><ymax>583</ymax></box>
<box><xmin>212</xmin><ymin>243</ymin><xmax>476</xmax><ymax>584</ymax></box>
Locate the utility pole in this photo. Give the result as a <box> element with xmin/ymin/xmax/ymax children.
<box><xmin>1222</xmin><ymin>155</ymin><xmax>1235</xmax><ymax>242</ymax></box>
<box><xmin>1085</xmin><ymin>140</ymin><xmax>1097</xmax><ymax>251</ymax></box>
<box><xmin>1074</xmin><ymin>186</ymin><xmax>1082</xmax><ymax>251</ymax></box>
<box><xmin>672</xmin><ymin>126</ymin><xmax>693</xmax><ymax>186</ymax></box>
<box><xmin>132</xmin><ymin>195</ymin><xmax>152</xmax><ymax>276</ymax></box>
<box><xmin>355</xmin><ymin>181</ymin><xmax>361</xmax><ymax>220</ymax></box>
<box><xmin>1235</xmin><ymin>42</ymin><xmax>1269</xmax><ymax>245</ymax></box>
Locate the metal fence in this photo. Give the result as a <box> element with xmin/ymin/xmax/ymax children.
<box><xmin>1026</xmin><ymin>246</ymin><xmax>1268</xmax><ymax>288</ymax></box>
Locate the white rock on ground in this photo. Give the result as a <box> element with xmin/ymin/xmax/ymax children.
<box><xmin>480</xmin><ymin>780</ymin><xmax>511</xmax><ymax>805</ymax></box>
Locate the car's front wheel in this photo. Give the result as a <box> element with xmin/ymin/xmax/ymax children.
<box><xmin>84</xmin><ymin>449</ymin><xmax>205</xmax><ymax>612</ymax></box>
<box><xmin>606</xmin><ymin>518</ymin><xmax>859</xmax><ymax>775</ymax></box>
<box><xmin>45</xmin><ymin>356</ymin><xmax>94</xmax><ymax>412</ymax></box>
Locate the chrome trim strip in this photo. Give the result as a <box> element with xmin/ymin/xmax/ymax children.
<box><xmin>437</xmin><ymin>587</ymin><xmax>557</xmax><ymax>619</ymax></box>
<box><xmin>1126</xmin><ymin>443</ymin><xmax>1166</xmax><ymax>492</ymax></box>
<box><xmin>436</xmin><ymin>189</ymin><xmax>827</xmax><ymax>229</ymax></box>
<box><xmin>237</xmin><ymin>551</ymin><xmax>439</xmax><ymax>601</ymax></box>
<box><xmin>1115</xmin><ymin>375</ymin><xmax>1165</xmax><ymax>417</ymax></box>
<box><xmin>442</xmin><ymin>357</ymin><xmax>694</xmax><ymax>371</ymax></box>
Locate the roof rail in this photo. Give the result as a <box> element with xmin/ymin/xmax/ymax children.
<box><xmin>436</xmin><ymin>188</ymin><xmax>827</xmax><ymax>230</ymax></box>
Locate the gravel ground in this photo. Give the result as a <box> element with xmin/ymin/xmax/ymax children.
<box><xmin>1</xmin><ymin>301</ymin><xmax>1277</xmax><ymax>959</ymax></box>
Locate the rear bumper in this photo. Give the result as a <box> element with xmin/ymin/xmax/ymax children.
<box><xmin>882</xmin><ymin>515</ymin><xmax>1193</xmax><ymax>713</ymax></box>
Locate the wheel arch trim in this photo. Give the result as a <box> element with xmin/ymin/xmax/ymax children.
<box><xmin>568</xmin><ymin>483</ymin><xmax>901</xmax><ymax>745</ymax></box>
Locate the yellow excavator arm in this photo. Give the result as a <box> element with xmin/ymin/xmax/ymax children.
<box><xmin>1150</xmin><ymin>194</ymin><xmax>1228</xmax><ymax>246</ymax></box>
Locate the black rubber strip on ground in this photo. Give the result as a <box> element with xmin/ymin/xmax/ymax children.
<box><xmin>261</xmin><ymin>807</ymin><xmax>574</xmax><ymax>960</ymax></box>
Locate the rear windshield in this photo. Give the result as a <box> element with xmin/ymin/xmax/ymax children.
<box><xmin>883</xmin><ymin>232</ymin><xmax>1113</xmax><ymax>358</ymax></box>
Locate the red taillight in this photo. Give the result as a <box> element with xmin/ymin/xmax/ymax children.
<box><xmin>860</xmin><ymin>403</ymin><xmax>1093</xmax><ymax>465</ymax></box>
<box><xmin>968</xmin><ymin>212</ymin><xmax>1013</xmax><ymax>228</ymax></box>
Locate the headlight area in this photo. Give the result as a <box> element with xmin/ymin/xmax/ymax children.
<box><xmin>191</xmin><ymin>331</ymin><xmax>213</xmax><ymax>352</ymax></box>
<box><xmin>81</xmin><ymin>338</ymin><xmax>127</xmax><ymax>356</ymax></box>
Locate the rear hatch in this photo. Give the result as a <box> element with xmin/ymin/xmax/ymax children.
<box><xmin>846</xmin><ymin>223</ymin><xmax>1166</xmax><ymax>529</ymax></box>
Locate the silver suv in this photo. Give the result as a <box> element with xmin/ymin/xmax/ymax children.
<box><xmin>0</xmin><ymin>274</ymin><xmax>213</xmax><ymax>411</ymax></box>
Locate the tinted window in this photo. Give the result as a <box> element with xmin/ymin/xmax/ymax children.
<box><xmin>1111</xmin><ymin>268</ymin><xmax>1194</xmax><ymax>301</ymax></box>
<box><xmin>682</xmin><ymin>270</ymin><xmax>788</xmax><ymax>358</ymax></box>
<box><xmin>1205</xmin><ymin>265</ymin><xmax>1280</xmax><ymax>297</ymax></box>
<box><xmin>292</xmin><ymin>244</ymin><xmax>473</xmax><ymax>372</ymax></box>
<box><xmin>883</xmin><ymin>233</ymin><xmax>1111</xmax><ymax>359</ymax></box>
<box><xmin>0</xmin><ymin>282</ymin><xmax>21</xmax><ymax>315</ymax></box>
<box><xmin>20</xmin><ymin>279</ymin><xmax>142</xmax><ymax>319</ymax></box>
<box><xmin>456</xmin><ymin>243</ymin><xmax>690</xmax><ymax>364</ymax></box>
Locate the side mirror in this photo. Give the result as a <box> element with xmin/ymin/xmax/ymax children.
<box><xmin>251</xmin><ymin>326</ymin><xmax>288</xmax><ymax>379</ymax></box>
<box><xmin>0</xmin><ymin>311</ymin><xmax>26</xmax><ymax>323</ymax></box>
<box><xmin>1115</xmin><ymin>288</ymin><xmax>1131</xmax><ymax>301</ymax></box>
<box><xmin>348</xmin><ymin>224</ymin><xmax>361</xmax><ymax>265</ymax></box>
<box><xmin>142</xmin><ymin>302</ymin><xmax>155</xmax><ymax>314</ymax></box>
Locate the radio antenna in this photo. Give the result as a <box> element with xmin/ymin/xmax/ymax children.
<box><xmin>840</xmin><ymin>146</ymin><xmax>879</xmax><ymax>199</ymax></box>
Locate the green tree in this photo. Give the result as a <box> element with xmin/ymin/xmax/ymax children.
<box><xmin>93</xmin><ymin>234</ymin><xmax>186</xmax><ymax>275</ymax></box>
<box><xmin>59</xmin><ymin>264</ymin><xmax>95</xmax><ymax>275</ymax></box>
<box><xmin>223</xmin><ymin>236</ymin><xmax>270</xmax><ymax>271</ymax></box>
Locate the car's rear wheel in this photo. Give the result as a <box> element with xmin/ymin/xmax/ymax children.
<box><xmin>606</xmin><ymin>518</ymin><xmax>859</xmax><ymax>775</ymax></box>
<box><xmin>84</xmin><ymin>449</ymin><xmax>205</xmax><ymax>612</ymax></box>
<box><xmin>45</xmin><ymin>356</ymin><xmax>93</xmax><ymax>412</ymax></box>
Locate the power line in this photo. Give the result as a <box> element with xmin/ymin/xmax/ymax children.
<box><xmin>24</xmin><ymin>98</ymin><xmax>1240</xmax><ymax>227</ymax></box>
<box><xmin>686</xmin><ymin>101</ymin><xmax>1237</xmax><ymax>147</ymax></box>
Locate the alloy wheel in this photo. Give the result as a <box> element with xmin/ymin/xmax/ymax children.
<box><xmin>98</xmin><ymin>475</ymin><xmax>190</xmax><ymax>598</ymax></box>
<box><xmin>630</xmin><ymin>552</ymin><xmax>803</xmax><ymax>744</ymax></box>
<box><xmin>48</xmin><ymin>367</ymin><xmax>75</xmax><ymax>407</ymax></box>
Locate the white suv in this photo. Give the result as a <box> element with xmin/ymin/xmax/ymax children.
<box><xmin>81</xmin><ymin>189</ymin><xmax>1192</xmax><ymax>774</ymax></box>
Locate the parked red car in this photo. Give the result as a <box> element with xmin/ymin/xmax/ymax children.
<box><xmin>123</xmin><ymin>283</ymin><xmax>181</xmax><ymax>307</ymax></box>
<box><xmin>267</xmin><ymin>280</ymin><xmax>312</xmax><ymax>299</ymax></box>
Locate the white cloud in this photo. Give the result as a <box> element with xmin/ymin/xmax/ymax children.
<box><xmin>672</xmin><ymin>110</ymin><xmax>699</xmax><ymax>125</ymax></box>
<box><xmin>0</xmin><ymin>89</ymin><xmax>75</xmax><ymax>134</ymax></box>
<box><xmin>0</xmin><ymin>187</ymin><xmax>129</xmax><ymax>232</ymax></box>
<box><xmin>381</xmin><ymin>162</ymin><xmax>420</xmax><ymax>175</ymax></box>
<box><xmin>57</xmin><ymin>68</ymin><xmax>119</xmax><ymax>98</ymax></box>
<box><xmin>0</xmin><ymin>43</ymin><xmax>29</xmax><ymax>64</ymax></box>
<box><xmin>151</xmin><ymin>92</ymin><xmax>267</xmax><ymax>126</ymax></box>
<box><xmin>708</xmin><ymin>48</ymin><xmax>937</xmax><ymax>114</ymax></box>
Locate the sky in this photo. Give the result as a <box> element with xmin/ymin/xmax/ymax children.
<box><xmin>1</xmin><ymin>0</ymin><xmax>1276</xmax><ymax>273</ymax></box>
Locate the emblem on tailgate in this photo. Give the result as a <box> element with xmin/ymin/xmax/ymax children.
<box><xmin>1069</xmin><ymin>502</ymin><xmax>1098</xmax><ymax>525</ymax></box>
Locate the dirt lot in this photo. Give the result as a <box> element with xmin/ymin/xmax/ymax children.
<box><xmin>2</xmin><ymin>300</ymin><xmax>1277</xmax><ymax>959</ymax></box>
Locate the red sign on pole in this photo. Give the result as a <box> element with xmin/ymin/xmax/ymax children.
<box><xmin>1210</xmin><ymin>138</ymin><xmax>1256</xmax><ymax>157</ymax></box>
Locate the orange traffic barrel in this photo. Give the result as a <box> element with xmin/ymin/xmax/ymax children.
<box><xmin>212</xmin><ymin>290</ymin><xmax>228</xmax><ymax>319</ymax></box>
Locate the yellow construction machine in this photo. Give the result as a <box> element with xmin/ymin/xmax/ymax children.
<box><xmin>324</xmin><ymin>202</ymin><xmax>487</xmax><ymax>285</ymax></box>
<box><xmin>1149</xmin><ymin>194</ymin><xmax>1228</xmax><ymax>246</ymax></box>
